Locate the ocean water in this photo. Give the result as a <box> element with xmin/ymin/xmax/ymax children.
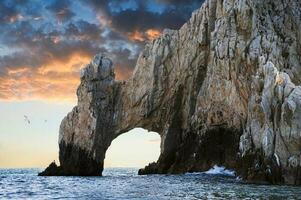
<box><xmin>0</xmin><ymin>167</ymin><xmax>300</xmax><ymax>200</ymax></box>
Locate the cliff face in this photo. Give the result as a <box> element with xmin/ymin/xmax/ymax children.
<box><xmin>40</xmin><ymin>0</ymin><xmax>301</xmax><ymax>185</ymax></box>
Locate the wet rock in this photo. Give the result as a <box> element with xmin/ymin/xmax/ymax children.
<box><xmin>38</xmin><ymin>161</ymin><xmax>62</xmax><ymax>176</ymax></box>
<box><xmin>138</xmin><ymin>162</ymin><xmax>159</xmax><ymax>175</ymax></box>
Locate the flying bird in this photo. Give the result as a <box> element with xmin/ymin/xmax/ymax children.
<box><xmin>24</xmin><ymin>115</ymin><xmax>31</xmax><ymax>124</ymax></box>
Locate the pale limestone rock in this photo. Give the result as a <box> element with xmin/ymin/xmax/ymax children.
<box><xmin>242</xmin><ymin>60</ymin><xmax>301</xmax><ymax>184</ymax></box>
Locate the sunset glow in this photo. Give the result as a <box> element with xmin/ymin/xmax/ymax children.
<box><xmin>0</xmin><ymin>0</ymin><xmax>203</xmax><ymax>168</ymax></box>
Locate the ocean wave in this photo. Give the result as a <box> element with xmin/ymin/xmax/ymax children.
<box><xmin>204</xmin><ymin>165</ymin><xmax>236</xmax><ymax>177</ymax></box>
<box><xmin>1</xmin><ymin>168</ymin><xmax>300</xmax><ymax>199</ymax></box>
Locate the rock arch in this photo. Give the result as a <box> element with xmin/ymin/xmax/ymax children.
<box><xmin>103</xmin><ymin>128</ymin><xmax>160</xmax><ymax>168</ymax></box>
<box><xmin>40</xmin><ymin>0</ymin><xmax>301</xmax><ymax>185</ymax></box>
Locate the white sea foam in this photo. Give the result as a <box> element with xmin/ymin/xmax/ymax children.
<box><xmin>204</xmin><ymin>165</ymin><xmax>236</xmax><ymax>177</ymax></box>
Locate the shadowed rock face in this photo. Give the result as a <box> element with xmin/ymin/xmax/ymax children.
<box><xmin>40</xmin><ymin>0</ymin><xmax>301</xmax><ymax>185</ymax></box>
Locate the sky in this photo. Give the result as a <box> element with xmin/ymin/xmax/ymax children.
<box><xmin>0</xmin><ymin>0</ymin><xmax>203</xmax><ymax>168</ymax></box>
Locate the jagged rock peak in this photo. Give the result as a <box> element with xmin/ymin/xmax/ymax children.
<box><xmin>80</xmin><ymin>54</ymin><xmax>114</xmax><ymax>80</ymax></box>
<box><xmin>40</xmin><ymin>0</ymin><xmax>301</xmax><ymax>185</ymax></box>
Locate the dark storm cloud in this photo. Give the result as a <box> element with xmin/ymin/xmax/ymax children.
<box><xmin>0</xmin><ymin>1</ymin><xmax>19</xmax><ymax>23</ymax></box>
<box><xmin>0</xmin><ymin>0</ymin><xmax>46</xmax><ymax>24</ymax></box>
<box><xmin>156</xmin><ymin>0</ymin><xmax>202</xmax><ymax>4</ymax></box>
<box><xmin>65</xmin><ymin>20</ymin><xmax>104</xmax><ymax>41</ymax></box>
<box><xmin>0</xmin><ymin>19</ymin><xmax>105</xmax><ymax>71</ymax></box>
<box><xmin>83</xmin><ymin>0</ymin><xmax>110</xmax><ymax>11</ymax></box>
<box><xmin>46</xmin><ymin>0</ymin><xmax>75</xmax><ymax>22</ymax></box>
<box><xmin>109</xmin><ymin>8</ymin><xmax>190</xmax><ymax>33</ymax></box>
<box><xmin>84</xmin><ymin>0</ymin><xmax>204</xmax><ymax>33</ymax></box>
<box><xmin>112</xmin><ymin>48</ymin><xmax>137</xmax><ymax>79</ymax></box>
<box><xmin>79</xmin><ymin>0</ymin><xmax>203</xmax><ymax>60</ymax></box>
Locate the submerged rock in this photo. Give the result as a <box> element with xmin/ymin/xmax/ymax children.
<box><xmin>40</xmin><ymin>0</ymin><xmax>301</xmax><ymax>185</ymax></box>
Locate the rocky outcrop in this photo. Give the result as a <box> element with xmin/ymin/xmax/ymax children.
<box><xmin>40</xmin><ymin>0</ymin><xmax>301</xmax><ymax>185</ymax></box>
<box><xmin>239</xmin><ymin>60</ymin><xmax>301</xmax><ymax>184</ymax></box>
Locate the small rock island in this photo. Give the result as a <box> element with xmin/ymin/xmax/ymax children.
<box><xmin>40</xmin><ymin>0</ymin><xmax>301</xmax><ymax>185</ymax></box>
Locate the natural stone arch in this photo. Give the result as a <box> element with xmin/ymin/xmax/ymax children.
<box><xmin>40</xmin><ymin>0</ymin><xmax>246</xmax><ymax>177</ymax></box>
<box><xmin>53</xmin><ymin>7</ymin><xmax>246</xmax><ymax>174</ymax></box>
<box><xmin>51</xmin><ymin>41</ymin><xmax>242</xmax><ymax>177</ymax></box>
<box><xmin>56</xmin><ymin>52</ymin><xmax>193</xmax><ymax>176</ymax></box>
<box><xmin>103</xmin><ymin>128</ymin><xmax>161</xmax><ymax>169</ymax></box>
<box><xmin>40</xmin><ymin>0</ymin><xmax>301</xmax><ymax>185</ymax></box>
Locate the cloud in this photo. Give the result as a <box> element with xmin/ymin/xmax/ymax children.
<box><xmin>107</xmin><ymin>8</ymin><xmax>188</xmax><ymax>33</ymax></box>
<box><xmin>0</xmin><ymin>48</ymin><xmax>136</xmax><ymax>101</ymax></box>
<box><xmin>0</xmin><ymin>0</ymin><xmax>203</xmax><ymax>101</ymax></box>
<box><xmin>0</xmin><ymin>1</ymin><xmax>19</xmax><ymax>23</ymax></box>
<box><xmin>46</xmin><ymin>0</ymin><xmax>75</xmax><ymax>22</ymax></box>
<box><xmin>127</xmin><ymin>28</ymin><xmax>161</xmax><ymax>42</ymax></box>
<box><xmin>156</xmin><ymin>0</ymin><xmax>202</xmax><ymax>5</ymax></box>
<box><xmin>0</xmin><ymin>53</ymin><xmax>90</xmax><ymax>102</ymax></box>
<box><xmin>0</xmin><ymin>20</ymin><xmax>104</xmax><ymax>69</ymax></box>
<box><xmin>85</xmin><ymin>0</ymin><xmax>204</xmax><ymax>39</ymax></box>
<box><xmin>111</xmin><ymin>48</ymin><xmax>137</xmax><ymax>80</ymax></box>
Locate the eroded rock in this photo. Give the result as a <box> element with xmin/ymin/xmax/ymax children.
<box><xmin>41</xmin><ymin>0</ymin><xmax>301</xmax><ymax>185</ymax></box>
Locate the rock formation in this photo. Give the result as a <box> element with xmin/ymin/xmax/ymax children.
<box><xmin>40</xmin><ymin>0</ymin><xmax>301</xmax><ymax>185</ymax></box>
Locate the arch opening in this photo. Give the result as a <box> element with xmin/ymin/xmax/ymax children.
<box><xmin>103</xmin><ymin>128</ymin><xmax>161</xmax><ymax>172</ymax></box>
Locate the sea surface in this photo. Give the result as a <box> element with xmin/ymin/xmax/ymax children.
<box><xmin>0</xmin><ymin>167</ymin><xmax>300</xmax><ymax>200</ymax></box>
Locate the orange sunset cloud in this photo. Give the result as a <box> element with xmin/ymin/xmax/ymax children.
<box><xmin>128</xmin><ymin>29</ymin><xmax>161</xmax><ymax>42</ymax></box>
<box><xmin>145</xmin><ymin>29</ymin><xmax>161</xmax><ymax>40</ymax></box>
<box><xmin>128</xmin><ymin>31</ymin><xmax>145</xmax><ymax>42</ymax></box>
<box><xmin>0</xmin><ymin>53</ymin><xmax>89</xmax><ymax>102</ymax></box>
<box><xmin>0</xmin><ymin>54</ymin><xmax>133</xmax><ymax>102</ymax></box>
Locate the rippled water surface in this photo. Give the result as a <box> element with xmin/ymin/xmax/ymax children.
<box><xmin>0</xmin><ymin>168</ymin><xmax>300</xmax><ymax>199</ymax></box>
